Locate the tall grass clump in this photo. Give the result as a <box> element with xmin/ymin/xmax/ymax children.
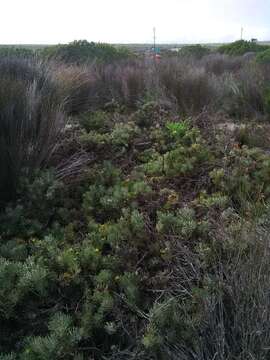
<box><xmin>218</xmin><ymin>63</ymin><xmax>266</xmax><ymax>117</ymax></box>
<box><xmin>51</xmin><ymin>55</ymin><xmax>270</xmax><ymax>119</ymax></box>
<box><xmin>52</xmin><ymin>62</ymin><xmax>99</xmax><ymax>114</ymax></box>
<box><xmin>202</xmin><ymin>53</ymin><xmax>244</xmax><ymax>75</ymax></box>
<box><xmin>0</xmin><ymin>58</ymin><xmax>66</xmax><ymax>202</ymax></box>
<box><xmin>156</xmin><ymin>58</ymin><xmax>217</xmax><ymax>114</ymax></box>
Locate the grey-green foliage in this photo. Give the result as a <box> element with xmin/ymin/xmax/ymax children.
<box><xmin>21</xmin><ymin>313</ymin><xmax>81</xmax><ymax>359</ymax></box>
<box><xmin>0</xmin><ymin>354</ymin><xmax>16</xmax><ymax>360</ymax></box>
<box><xmin>156</xmin><ymin>208</ymin><xmax>197</xmax><ymax>238</ymax></box>
<box><xmin>0</xmin><ymin>257</ymin><xmax>49</xmax><ymax>318</ymax></box>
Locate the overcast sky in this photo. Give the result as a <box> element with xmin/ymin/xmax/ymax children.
<box><xmin>1</xmin><ymin>0</ymin><xmax>269</xmax><ymax>44</ymax></box>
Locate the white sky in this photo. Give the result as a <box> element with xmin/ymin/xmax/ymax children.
<box><xmin>1</xmin><ymin>0</ymin><xmax>270</xmax><ymax>44</ymax></box>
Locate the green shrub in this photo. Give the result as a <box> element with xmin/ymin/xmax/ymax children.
<box><xmin>40</xmin><ymin>40</ymin><xmax>131</xmax><ymax>64</ymax></box>
<box><xmin>256</xmin><ymin>48</ymin><xmax>270</xmax><ymax>64</ymax></box>
<box><xmin>0</xmin><ymin>46</ymin><xmax>34</xmax><ymax>59</ymax></box>
<box><xmin>0</xmin><ymin>170</ymin><xmax>63</xmax><ymax>238</ymax></box>
<box><xmin>0</xmin><ymin>257</ymin><xmax>49</xmax><ymax>320</ymax></box>
<box><xmin>21</xmin><ymin>313</ymin><xmax>81</xmax><ymax>359</ymax></box>
<box><xmin>218</xmin><ymin>40</ymin><xmax>269</xmax><ymax>56</ymax></box>
<box><xmin>263</xmin><ymin>87</ymin><xmax>270</xmax><ymax>115</ymax></box>
<box><xmin>79</xmin><ymin>111</ymin><xmax>110</xmax><ymax>133</ymax></box>
<box><xmin>166</xmin><ymin>120</ymin><xmax>189</xmax><ymax>137</ymax></box>
<box><xmin>195</xmin><ymin>191</ymin><xmax>229</xmax><ymax>210</ymax></box>
<box><xmin>0</xmin><ymin>354</ymin><xmax>16</xmax><ymax>360</ymax></box>
<box><xmin>156</xmin><ymin>208</ymin><xmax>197</xmax><ymax>238</ymax></box>
<box><xmin>79</xmin><ymin>130</ymin><xmax>111</xmax><ymax>150</ymax></box>
<box><xmin>210</xmin><ymin>146</ymin><xmax>270</xmax><ymax>209</ymax></box>
<box><xmin>110</xmin><ymin>122</ymin><xmax>141</xmax><ymax>148</ymax></box>
<box><xmin>119</xmin><ymin>272</ymin><xmax>140</xmax><ymax>305</ymax></box>
<box><xmin>83</xmin><ymin>172</ymin><xmax>151</xmax><ymax>221</ymax></box>
<box><xmin>143</xmin><ymin>295</ymin><xmax>204</xmax><ymax>357</ymax></box>
<box><xmin>180</xmin><ymin>44</ymin><xmax>211</xmax><ymax>59</ymax></box>
<box><xmin>144</xmin><ymin>138</ymin><xmax>209</xmax><ymax>178</ymax></box>
<box><xmin>133</xmin><ymin>101</ymin><xmax>170</xmax><ymax>128</ymax></box>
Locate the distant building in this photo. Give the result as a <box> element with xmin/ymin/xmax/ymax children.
<box><xmin>251</xmin><ymin>38</ymin><xmax>258</xmax><ymax>43</ymax></box>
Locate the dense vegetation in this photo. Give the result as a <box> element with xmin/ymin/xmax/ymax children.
<box><xmin>218</xmin><ymin>39</ymin><xmax>269</xmax><ymax>56</ymax></box>
<box><xmin>0</xmin><ymin>41</ymin><xmax>131</xmax><ymax>64</ymax></box>
<box><xmin>256</xmin><ymin>48</ymin><xmax>270</xmax><ymax>64</ymax></box>
<box><xmin>0</xmin><ymin>47</ymin><xmax>34</xmax><ymax>58</ymax></box>
<box><xmin>39</xmin><ymin>40</ymin><xmax>131</xmax><ymax>64</ymax></box>
<box><xmin>1</xmin><ymin>41</ymin><xmax>270</xmax><ymax>359</ymax></box>
<box><xmin>179</xmin><ymin>44</ymin><xmax>211</xmax><ymax>59</ymax></box>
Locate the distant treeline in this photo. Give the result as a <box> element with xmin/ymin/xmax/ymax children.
<box><xmin>177</xmin><ymin>40</ymin><xmax>270</xmax><ymax>62</ymax></box>
<box><xmin>0</xmin><ymin>40</ymin><xmax>131</xmax><ymax>64</ymax></box>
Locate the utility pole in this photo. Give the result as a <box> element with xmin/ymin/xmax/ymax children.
<box><xmin>241</xmin><ymin>27</ymin><xmax>244</xmax><ymax>40</ymax></box>
<box><xmin>153</xmin><ymin>27</ymin><xmax>156</xmax><ymax>54</ymax></box>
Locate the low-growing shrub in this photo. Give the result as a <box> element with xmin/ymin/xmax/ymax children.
<box><xmin>143</xmin><ymin>122</ymin><xmax>210</xmax><ymax>177</ymax></box>
<box><xmin>133</xmin><ymin>100</ymin><xmax>171</xmax><ymax>128</ymax></box>
<box><xmin>79</xmin><ymin>111</ymin><xmax>110</xmax><ymax>133</ymax></box>
<box><xmin>210</xmin><ymin>146</ymin><xmax>270</xmax><ymax>210</ymax></box>
<box><xmin>110</xmin><ymin>122</ymin><xmax>141</xmax><ymax>148</ymax></box>
<box><xmin>156</xmin><ymin>207</ymin><xmax>197</xmax><ymax>238</ymax></box>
